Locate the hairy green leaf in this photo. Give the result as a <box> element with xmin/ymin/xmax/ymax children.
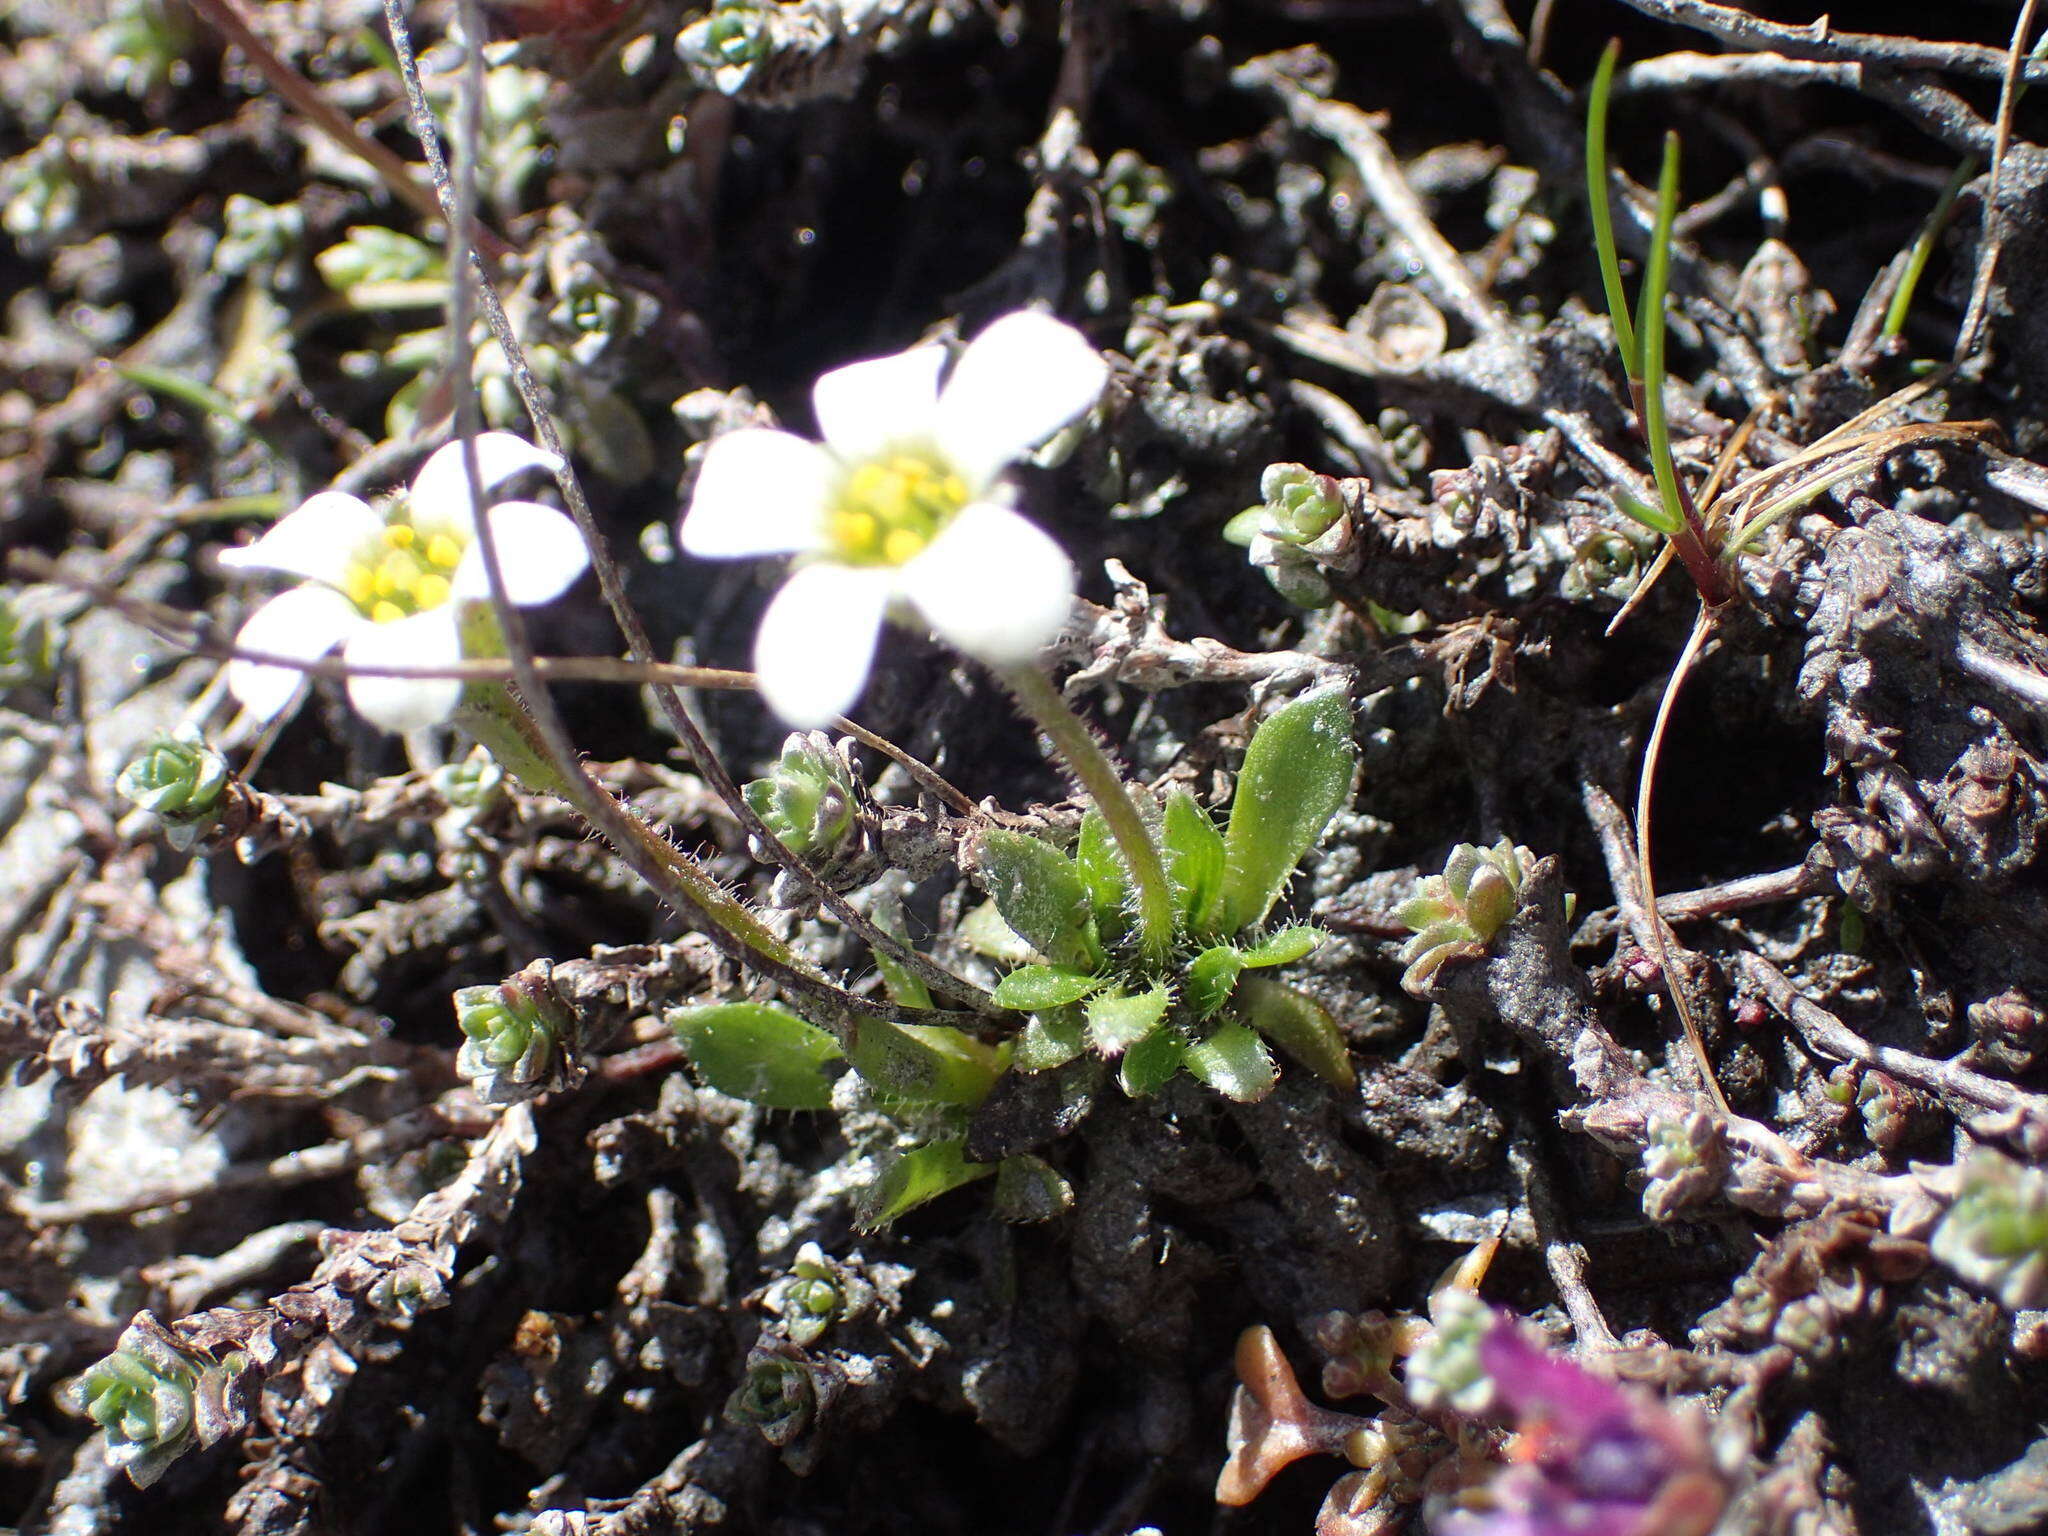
<box><xmin>1185</xmin><ymin>945</ymin><xmax>1246</xmax><ymax>1019</ymax></box>
<box><xmin>1014</xmin><ymin>1007</ymin><xmax>1088</xmax><ymax>1072</ymax></box>
<box><xmin>1075</xmin><ymin>809</ymin><xmax>1134</xmax><ymax>944</ymax></box>
<box><xmin>846</xmin><ymin>1021</ymin><xmax>1004</xmax><ymax>1106</ymax></box>
<box><xmin>991</xmin><ymin>964</ymin><xmax>1103</xmax><ymax>1011</ymax></box>
<box><xmin>1221</xmin><ymin>687</ymin><xmax>1357</xmax><ymax>931</ymax></box>
<box><xmin>1119</xmin><ymin>1024</ymin><xmax>1187</xmax><ymax>1097</ymax></box>
<box><xmin>993</xmin><ymin>1154</ymin><xmax>1073</xmax><ymax>1222</ymax></box>
<box><xmin>1086</xmin><ymin>984</ymin><xmax>1173</xmax><ymax>1057</ymax></box>
<box><xmin>668</xmin><ymin>1002</ymin><xmax>842</xmax><ymax>1110</ymax></box>
<box><xmin>1163</xmin><ymin>787</ymin><xmax>1227</xmax><ymax>934</ymax></box>
<box><xmin>1183</xmin><ymin>1020</ymin><xmax>1277</xmax><ymax>1102</ymax></box>
<box><xmin>974</xmin><ymin>829</ymin><xmax>1100</xmax><ymax>971</ymax></box>
<box><xmin>1237</xmin><ymin>975</ymin><xmax>1353</xmax><ymax>1089</ymax></box>
<box><xmin>856</xmin><ymin>1138</ymin><xmax>995</xmax><ymax>1229</ymax></box>
<box><xmin>1237</xmin><ymin>924</ymin><xmax>1326</xmax><ymax>969</ymax></box>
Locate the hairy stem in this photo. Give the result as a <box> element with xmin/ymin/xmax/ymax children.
<box><xmin>1000</xmin><ymin>664</ymin><xmax>1176</xmax><ymax>962</ymax></box>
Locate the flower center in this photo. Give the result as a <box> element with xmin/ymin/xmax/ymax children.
<box><xmin>341</xmin><ymin>517</ymin><xmax>465</xmax><ymax>624</ymax></box>
<box><xmin>825</xmin><ymin>451</ymin><xmax>970</xmax><ymax>567</ymax></box>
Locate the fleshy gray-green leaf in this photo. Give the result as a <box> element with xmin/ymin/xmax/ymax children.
<box><xmin>668</xmin><ymin>1002</ymin><xmax>842</xmax><ymax>1110</ymax></box>
<box><xmin>1086</xmin><ymin>984</ymin><xmax>1173</xmax><ymax>1056</ymax></box>
<box><xmin>1236</xmin><ymin>974</ymin><xmax>1353</xmax><ymax>1089</ymax></box>
<box><xmin>1221</xmin><ymin>687</ymin><xmax>1357</xmax><ymax>932</ymax></box>
<box><xmin>993</xmin><ymin>1154</ymin><xmax>1073</xmax><ymax>1222</ymax></box>
<box><xmin>1163</xmin><ymin>787</ymin><xmax>1227</xmax><ymax>934</ymax></box>
<box><xmin>1183</xmin><ymin>1019</ymin><xmax>1277</xmax><ymax>1102</ymax></box>
<box><xmin>991</xmin><ymin>964</ymin><xmax>1103</xmax><ymax>1011</ymax></box>
<box><xmin>974</xmin><ymin>829</ymin><xmax>1101</xmax><ymax>972</ymax></box>
<box><xmin>856</xmin><ymin>1138</ymin><xmax>995</xmax><ymax>1230</ymax></box>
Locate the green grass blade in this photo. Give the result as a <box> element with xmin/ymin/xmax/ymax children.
<box><xmin>1881</xmin><ymin>156</ymin><xmax>1975</xmax><ymax>343</ymax></box>
<box><xmin>1586</xmin><ymin>40</ymin><xmax>1638</xmax><ymax>380</ymax></box>
<box><xmin>1639</xmin><ymin>131</ymin><xmax>1687</xmax><ymax>541</ymax></box>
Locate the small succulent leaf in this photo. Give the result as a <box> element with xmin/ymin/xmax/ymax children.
<box><xmin>866</xmin><ymin>888</ymin><xmax>933</xmax><ymax>1010</ymax></box>
<box><xmin>1075</xmin><ymin>809</ymin><xmax>1134</xmax><ymax>942</ymax></box>
<box><xmin>1086</xmin><ymin>984</ymin><xmax>1173</xmax><ymax>1057</ymax></box>
<box><xmin>1442</xmin><ymin>843</ymin><xmax>1483</xmax><ymax>898</ymax></box>
<box><xmin>1394</xmin><ymin>890</ymin><xmax>1454</xmax><ymax>931</ymax></box>
<box><xmin>1162</xmin><ymin>787</ymin><xmax>1228</xmax><ymax>933</ymax></box>
<box><xmin>1220</xmin><ymin>506</ymin><xmax>1265</xmax><ymax>547</ymax></box>
<box><xmin>1462</xmin><ymin>863</ymin><xmax>1515</xmax><ymax>938</ymax></box>
<box><xmin>1183</xmin><ymin>1020</ymin><xmax>1278</xmax><ymax>1102</ymax></box>
<box><xmin>1186</xmin><ymin>945</ymin><xmax>1247</xmax><ymax>1019</ymax></box>
<box><xmin>957</xmin><ymin>900</ymin><xmax>1038</xmax><ymax>964</ymax></box>
<box><xmin>1118</xmin><ymin>1024</ymin><xmax>1188</xmax><ymax>1097</ymax></box>
<box><xmin>991</xmin><ymin>964</ymin><xmax>1103</xmax><ymax>1011</ymax></box>
<box><xmin>847</xmin><ymin>1021</ymin><xmax>1003</xmax><ymax>1106</ymax></box>
<box><xmin>668</xmin><ymin>1002</ymin><xmax>842</xmax><ymax>1110</ymax></box>
<box><xmin>1236</xmin><ymin>975</ymin><xmax>1354</xmax><ymax>1089</ymax></box>
<box><xmin>1405</xmin><ymin>919</ymin><xmax>1475</xmax><ymax>956</ymax></box>
<box><xmin>1221</xmin><ymin>686</ymin><xmax>1356</xmax><ymax>931</ymax></box>
<box><xmin>855</xmin><ymin>1138</ymin><xmax>995</xmax><ymax>1230</ymax></box>
<box><xmin>992</xmin><ymin>1154</ymin><xmax>1073</xmax><ymax>1222</ymax></box>
<box><xmin>1237</xmin><ymin>924</ymin><xmax>1325</xmax><ymax>969</ymax></box>
<box><xmin>1014</xmin><ymin>1007</ymin><xmax>1088</xmax><ymax>1072</ymax></box>
<box><xmin>975</xmin><ymin>829</ymin><xmax>1101</xmax><ymax>971</ymax></box>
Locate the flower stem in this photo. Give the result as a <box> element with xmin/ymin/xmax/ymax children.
<box><xmin>999</xmin><ymin>664</ymin><xmax>1176</xmax><ymax>962</ymax></box>
<box><xmin>452</xmin><ymin>679</ymin><xmax>800</xmax><ymax>974</ymax></box>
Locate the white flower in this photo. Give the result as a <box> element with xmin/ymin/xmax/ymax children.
<box><xmin>220</xmin><ymin>432</ymin><xmax>586</xmax><ymax>732</ymax></box>
<box><xmin>680</xmin><ymin>310</ymin><xmax>1109</xmax><ymax>727</ymax></box>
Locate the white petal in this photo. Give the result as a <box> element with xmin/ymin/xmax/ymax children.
<box><xmin>811</xmin><ymin>344</ymin><xmax>946</xmax><ymax>463</ymax></box>
<box><xmin>341</xmin><ymin>609</ymin><xmax>466</xmax><ymax>732</ymax></box>
<box><xmin>409</xmin><ymin>432</ymin><xmax>563</xmax><ymax>533</ymax></box>
<box><xmin>899</xmin><ymin>503</ymin><xmax>1074</xmax><ymax>665</ymax></box>
<box><xmin>681</xmin><ymin>429</ymin><xmax>835</xmax><ymax>557</ymax></box>
<box><xmin>451</xmin><ymin>501</ymin><xmax>590</xmax><ymax>604</ymax></box>
<box><xmin>752</xmin><ymin>562</ymin><xmax>892</xmax><ymax>727</ymax></box>
<box><xmin>217</xmin><ymin>492</ymin><xmax>381</xmax><ymax>588</ymax></box>
<box><xmin>225</xmin><ymin>584</ymin><xmax>362</xmax><ymax>720</ymax></box>
<box><xmin>935</xmin><ymin>312</ymin><xmax>1108</xmax><ymax>487</ymax></box>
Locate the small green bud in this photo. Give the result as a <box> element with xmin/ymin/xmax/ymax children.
<box><xmin>777</xmin><ymin>1243</ymin><xmax>849</xmax><ymax>1346</ymax></box>
<box><xmin>64</xmin><ymin>1317</ymin><xmax>210</xmax><ymax>1487</ymax></box>
<box><xmin>1404</xmin><ymin>1288</ymin><xmax>1493</xmax><ymax>1415</ymax></box>
<box><xmin>0</xmin><ymin>590</ymin><xmax>60</xmax><ymax>686</ymax></box>
<box><xmin>432</xmin><ymin>746</ymin><xmax>505</xmax><ymax>813</ymax></box>
<box><xmin>1931</xmin><ymin>1148</ymin><xmax>2048</xmax><ymax>1310</ymax></box>
<box><xmin>1561</xmin><ymin>527</ymin><xmax>1645</xmax><ymax>604</ymax></box>
<box><xmin>725</xmin><ymin>1350</ymin><xmax>815</xmax><ymax>1446</ymax></box>
<box><xmin>115</xmin><ymin>727</ymin><xmax>231</xmax><ymax>849</ymax></box>
<box><xmin>1258</xmin><ymin>464</ymin><xmax>1347</xmax><ymax>545</ymax></box>
<box><xmin>1395</xmin><ymin>838</ymin><xmax>1537</xmax><ymax>994</ymax></box>
<box><xmin>454</xmin><ymin>964</ymin><xmax>576</xmax><ymax>1104</ymax></box>
<box><xmin>744</xmin><ymin>732</ymin><xmax>859</xmax><ymax>863</ymax></box>
<box><xmin>1640</xmin><ymin>1105</ymin><xmax>1725</xmax><ymax>1222</ymax></box>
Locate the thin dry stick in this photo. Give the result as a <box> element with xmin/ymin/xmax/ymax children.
<box><xmin>1955</xmin><ymin>0</ymin><xmax>2040</xmax><ymax>365</ymax></box>
<box><xmin>1634</xmin><ymin>606</ymin><xmax>1731</xmax><ymax>1113</ymax></box>
<box><xmin>381</xmin><ymin>0</ymin><xmax>987</xmax><ymax>1015</ymax></box>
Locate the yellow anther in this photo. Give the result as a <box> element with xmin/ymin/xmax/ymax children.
<box><xmin>942</xmin><ymin>475</ymin><xmax>967</xmax><ymax>504</ymax></box>
<box><xmin>882</xmin><ymin>527</ymin><xmax>926</xmax><ymax>564</ymax></box>
<box><xmin>412</xmin><ymin>573</ymin><xmax>452</xmax><ymax>610</ymax></box>
<box><xmin>425</xmin><ymin>533</ymin><xmax>464</xmax><ymax>570</ymax></box>
<box><xmin>383</xmin><ymin>524</ymin><xmax>416</xmax><ymax>550</ymax></box>
<box><xmin>370</xmin><ymin>600</ymin><xmax>406</xmax><ymax>625</ymax></box>
<box><xmin>343</xmin><ymin>566</ymin><xmax>376</xmax><ymax>608</ymax></box>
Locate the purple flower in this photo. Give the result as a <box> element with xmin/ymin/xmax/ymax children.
<box><xmin>1433</xmin><ymin>1313</ymin><xmax>1726</xmax><ymax>1536</ymax></box>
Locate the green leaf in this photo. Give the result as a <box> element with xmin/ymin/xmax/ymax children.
<box><xmin>974</xmin><ymin>829</ymin><xmax>1101</xmax><ymax>971</ymax></box>
<box><xmin>856</xmin><ymin>1138</ymin><xmax>996</xmax><ymax>1230</ymax></box>
<box><xmin>1185</xmin><ymin>945</ymin><xmax>1246</xmax><ymax>1019</ymax></box>
<box><xmin>1075</xmin><ymin>810</ymin><xmax>1134</xmax><ymax>945</ymax></box>
<box><xmin>991</xmin><ymin>964</ymin><xmax>1103</xmax><ymax>1011</ymax></box>
<box><xmin>1163</xmin><ymin>788</ymin><xmax>1227</xmax><ymax>934</ymax></box>
<box><xmin>1119</xmin><ymin>1025</ymin><xmax>1187</xmax><ymax>1097</ymax></box>
<box><xmin>1014</xmin><ymin>1007</ymin><xmax>1088</xmax><ymax>1072</ymax></box>
<box><xmin>846</xmin><ymin>1021</ymin><xmax>1004</xmax><ymax>1106</ymax></box>
<box><xmin>1221</xmin><ymin>506</ymin><xmax>1265</xmax><ymax>547</ymax></box>
<box><xmin>1221</xmin><ymin>687</ymin><xmax>1357</xmax><ymax>931</ymax></box>
<box><xmin>992</xmin><ymin>1154</ymin><xmax>1073</xmax><ymax>1222</ymax></box>
<box><xmin>868</xmin><ymin>888</ymin><xmax>933</xmax><ymax>1010</ymax></box>
<box><xmin>668</xmin><ymin>1002</ymin><xmax>842</xmax><ymax>1110</ymax></box>
<box><xmin>1086</xmin><ymin>984</ymin><xmax>1173</xmax><ymax>1057</ymax></box>
<box><xmin>1237</xmin><ymin>924</ymin><xmax>1326</xmax><ymax>969</ymax></box>
<box><xmin>1183</xmin><ymin>1020</ymin><xmax>1277</xmax><ymax>1102</ymax></box>
<box><xmin>956</xmin><ymin>900</ymin><xmax>1037</xmax><ymax>964</ymax></box>
<box><xmin>1236</xmin><ymin>975</ymin><xmax>1354</xmax><ymax>1089</ymax></box>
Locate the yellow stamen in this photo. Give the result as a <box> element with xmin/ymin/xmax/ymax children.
<box><xmin>343</xmin><ymin>567</ymin><xmax>375</xmax><ymax>608</ymax></box>
<box><xmin>425</xmin><ymin>533</ymin><xmax>464</xmax><ymax>570</ymax></box>
<box><xmin>384</xmin><ymin>524</ymin><xmax>416</xmax><ymax>550</ymax></box>
<box><xmin>882</xmin><ymin>527</ymin><xmax>925</xmax><ymax>564</ymax></box>
<box><xmin>824</xmin><ymin>446</ymin><xmax>970</xmax><ymax>567</ymax></box>
<box><xmin>412</xmin><ymin>573</ymin><xmax>452</xmax><ymax>609</ymax></box>
<box><xmin>370</xmin><ymin>599</ymin><xmax>406</xmax><ymax>625</ymax></box>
